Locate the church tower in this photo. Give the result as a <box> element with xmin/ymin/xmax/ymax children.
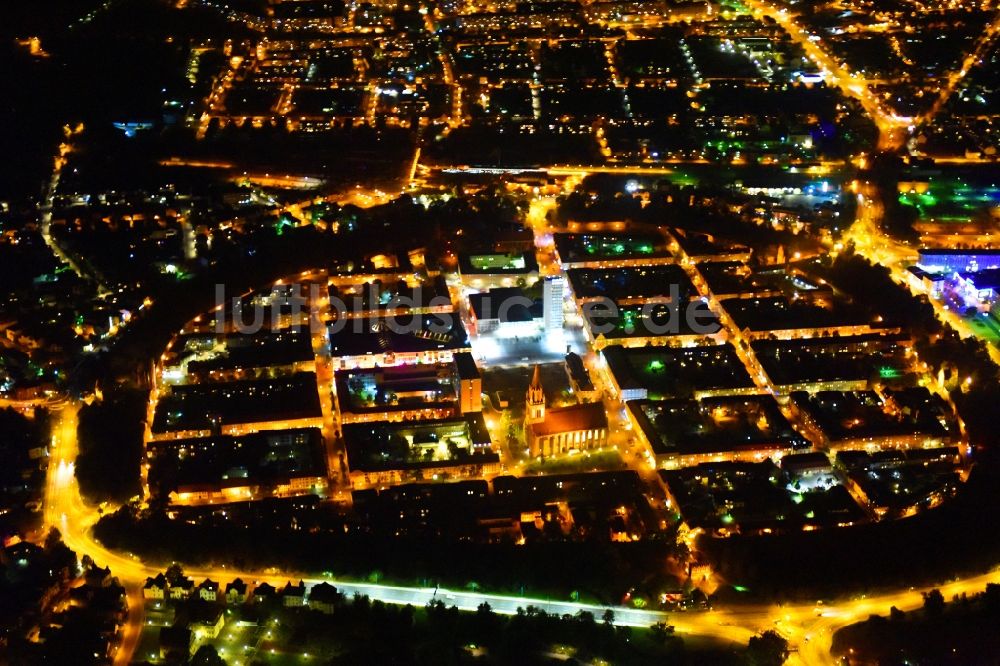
<box><xmin>525</xmin><ymin>364</ymin><xmax>546</xmax><ymax>425</ymax></box>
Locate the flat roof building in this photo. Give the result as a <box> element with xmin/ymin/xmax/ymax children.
<box><xmin>917</xmin><ymin>248</ymin><xmax>1000</xmax><ymax>274</ymax></box>
<box><xmin>524</xmin><ymin>364</ymin><xmax>609</xmax><ymax>458</ymax></box>
<box><xmin>601</xmin><ymin>343</ymin><xmax>755</xmax><ymax>401</ymax></box>
<box><xmin>150</xmin><ymin>372</ymin><xmax>323</xmax><ymax>441</ymax></box>
<box><xmin>342</xmin><ymin>414</ymin><xmax>499</xmax><ymax>488</ymax></box>
<box><xmin>328</xmin><ymin>312</ymin><xmax>471</xmax><ymax>369</ymax></box>
<box><xmin>150</xmin><ymin>428</ymin><xmax>328</xmax><ymax>505</ymax></box>
<box><xmin>458</xmin><ymin>251</ymin><xmax>540</xmax><ymax>289</ymax></box>
<box><xmin>455</xmin><ymin>352</ymin><xmax>483</xmax><ymax>414</ymax></box>
<box><xmin>468</xmin><ymin>287</ymin><xmax>542</xmax><ymax>335</ymax></box>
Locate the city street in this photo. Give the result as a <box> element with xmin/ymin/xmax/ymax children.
<box><xmin>40</xmin><ymin>393</ymin><xmax>1000</xmax><ymax>665</ymax></box>
<box><xmin>22</xmin><ymin>0</ymin><xmax>1000</xmax><ymax>662</ymax></box>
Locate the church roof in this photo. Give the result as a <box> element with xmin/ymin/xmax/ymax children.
<box><xmin>528</xmin><ymin>402</ymin><xmax>608</xmax><ymax>437</ymax></box>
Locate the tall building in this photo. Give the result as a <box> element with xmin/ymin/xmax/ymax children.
<box><xmin>525</xmin><ymin>365</ymin><xmax>546</xmax><ymax>425</ymax></box>
<box><xmin>455</xmin><ymin>352</ymin><xmax>483</xmax><ymax>414</ymax></box>
<box><xmin>543</xmin><ymin>276</ymin><xmax>565</xmax><ymax>330</ymax></box>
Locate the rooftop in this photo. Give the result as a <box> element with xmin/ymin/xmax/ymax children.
<box><xmin>469</xmin><ymin>288</ymin><xmax>539</xmax><ymax>323</ymax></box>
<box><xmin>584</xmin><ymin>301</ymin><xmax>721</xmax><ymax>340</ymax></box>
<box><xmin>328</xmin><ymin>312</ymin><xmax>470</xmax><ymax>358</ymax></box>
<box><xmin>697</xmin><ymin>262</ymin><xmax>829</xmax><ymax>298</ymax></box>
<box><xmin>722</xmin><ymin>295</ymin><xmax>871</xmax><ymax>333</ymax></box>
<box><xmin>328</xmin><ymin>275</ymin><xmax>451</xmax><ymax>313</ymax></box>
<box><xmin>454</xmin><ymin>351</ymin><xmax>481</xmax><ymax>381</ymax></box>
<box><xmin>342</xmin><ymin>414</ymin><xmax>496</xmax><ymax>473</ymax></box>
<box><xmin>791</xmin><ymin>389</ymin><xmax>952</xmax><ymax>444</ymax></box>
<box><xmin>631</xmin><ymin>395</ymin><xmax>809</xmax><ymax>457</ymax></box>
<box><xmin>554</xmin><ymin>232</ymin><xmax>672</xmax><ymax>265</ymax></box>
<box><xmin>752</xmin><ymin>334</ymin><xmax>911</xmax><ymax>387</ymax></box>
<box><xmin>152</xmin><ymin>372</ymin><xmax>322</xmax><ymax>434</ymax></box>
<box><xmin>166</xmin><ymin>328</ymin><xmax>314</xmax><ymax>378</ymax></box>
<box><xmin>672</xmin><ymin>230</ymin><xmax>750</xmax><ymax>260</ymax></box>
<box><xmin>528</xmin><ymin>401</ymin><xmax>608</xmax><ymax>437</ymax></box>
<box><xmin>659</xmin><ymin>461</ymin><xmax>865</xmax><ymax>532</ymax></box>
<box><xmin>149</xmin><ymin>428</ymin><xmax>326</xmax><ymax>489</ymax></box>
<box><xmin>336</xmin><ymin>362</ymin><xmax>459</xmax><ymax>416</ymax></box>
<box><xmin>603</xmin><ymin>344</ymin><xmax>754</xmax><ymax>398</ymax></box>
<box><xmin>458</xmin><ymin>251</ymin><xmax>539</xmax><ymax>275</ymax></box>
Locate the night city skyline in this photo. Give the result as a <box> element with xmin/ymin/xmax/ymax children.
<box><xmin>4</xmin><ymin>0</ymin><xmax>1000</xmax><ymax>664</ymax></box>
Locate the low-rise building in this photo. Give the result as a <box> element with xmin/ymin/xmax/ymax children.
<box><xmin>198</xmin><ymin>579</ymin><xmax>220</xmax><ymax>602</ymax></box>
<box><xmin>168</xmin><ymin>577</ymin><xmax>195</xmax><ymax>600</ymax></box>
<box><xmin>143</xmin><ymin>574</ymin><xmax>167</xmax><ymax>600</ymax></box>
<box><xmin>790</xmin><ymin>389</ymin><xmax>954</xmax><ymax>452</ymax></box>
<box><xmin>553</xmin><ymin>231</ymin><xmax>675</xmax><ymax>269</ymax></box>
<box><xmin>308</xmin><ymin>582</ymin><xmax>340</xmax><ymax>614</ymax></box>
<box><xmin>153</xmin><ymin>428</ymin><xmax>328</xmax><ymax>506</ymax></box>
<box><xmin>457</xmin><ymin>251</ymin><xmax>539</xmax><ymax>289</ymax></box>
<box><xmin>601</xmin><ymin>343</ymin><xmax>756</xmax><ymax>402</ymax></box>
<box><xmin>917</xmin><ymin>248</ymin><xmax>1000</xmax><ymax>274</ymax></box>
<box><xmin>336</xmin><ymin>357</ymin><xmax>483</xmax><ymax>424</ymax></box>
<box><xmin>329</xmin><ymin>312</ymin><xmax>471</xmax><ymax>369</ymax></box>
<box><xmin>252</xmin><ymin>582</ymin><xmax>277</xmax><ymax>604</ymax></box>
<box><xmin>225</xmin><ymin>578</ymin><xmax>248</xmax><ymax>605</ymax></box>
<box><xmin>191</xmin><ymin>604</ymin><xmax>225</xmax><ymax>640</ymax></box>
<box><xmin>150</xmin><ymin>372</ymin><xmax>324</xmax><ymax>441</ymax></box>
<box><xmin>159</xmin><ymin>626</ymin><xmax>192</xmax><ymax>661</ymax></box>
<box><xmin>564</xmin><ymin>352</ymin><xmax>599</xmax><ymax>402</ymax></box>
<box><xmin>630</xmin><ymin>395</ymin><xmax>809</xmax><ymax>469</ymax></box>
<box><xmin>343</xmin><ymin>414</ymin><xmax>499</xmax><ymax>488</ymax></box>
<box><xmin>468</xmin><ymin>287</ymin><xmax>542</xmax><ymax>336</ymax></box>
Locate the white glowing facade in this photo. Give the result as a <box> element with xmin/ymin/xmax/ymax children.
<box><xmin>543</xmin><ymin>277</ymin><xmax>565</xmax><ymax>330</ymax></box>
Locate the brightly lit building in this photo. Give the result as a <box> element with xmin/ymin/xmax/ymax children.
<box><xmin>335</xmin><ymin>353</ymin><xmax>483</xmax><ymax>424</ymax></box>
<box><xmin>468</xmin><ymin>287</ymin><xmax>542</xmax><ymax>336</ymax></box>
<box><xmin>946</xmin><ymin>270</ymin><xmax>1000</xmax><ymax>314</ymax></box>
<box><xmin>457</xmin><ymin>251</ymin><xmax>540</xmax><ymax>289</ymax></box>
<box><xmin>543</xmin><ymin>276</ymin><xmax>565</xmax><ymax>330</ymax></box>
<box><xmin>524</xmin><ymin>365</ymin><xmax>609</xmax><ymax>458</ymax></box>
<box><xmin>917</xmin><ymin>248</ymin><xmax>1000</xmax><ymax>274</ymax></box>
<box><xmin>328</xmin><ymin>312</ymin><xmax>472</xmax><ymax>369</ymax></box>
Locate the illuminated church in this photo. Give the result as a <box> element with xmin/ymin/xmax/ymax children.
<box><xmin>524</xmin><ymin>365</ymin><xmax>608</xmax><ymax>458</ymax></box>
